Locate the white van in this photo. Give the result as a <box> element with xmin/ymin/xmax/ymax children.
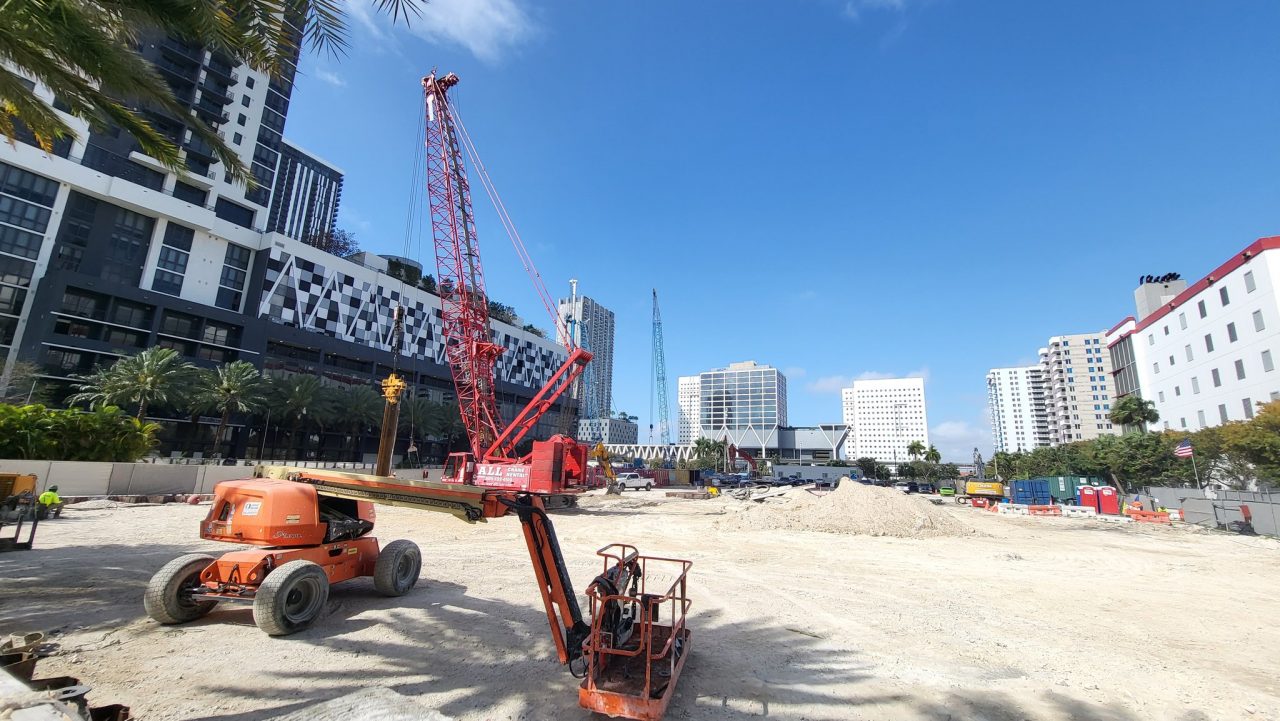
<box><xmin>616</xmin><ymin>473</ymin><xmax>652</xmax><ymax>491</ymax></box>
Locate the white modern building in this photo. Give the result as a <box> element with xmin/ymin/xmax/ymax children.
<box><xmin>676</xmin><ymin>375</ymin><xmax>701</xmax><ymax>444</ymax></box>
<box><xmin>841</xmin><ymin>377</ymin><xmax>929</xmax><ymax>465</ymax></box>
<box><xmin>675</xmin><ymin>361</ymin><xmax>788</xmax><ymax>456</ymax></box>
<box><xmin>1041</xmin><ymin>332</ymin><xmax>1120</xmax><ymax>444</ymax></box>
<box><xmin>556</xmin><ymin>294</ymin><xmax>615</xmax><ymax>422</ymax></box>
<box><xmin>577</xmin><ymin>416</ymin><xmax>638</xmax><ymax>445</ymax></box>
<box><xmin>1107</xmin><ymin>237</ymin><xmax>1280</xmax><ymax>432</ymax></box>
<box><xmin>986</xmin><ymin>365</ymin><xmax>1050</xmax><ymax>453</ymax></box>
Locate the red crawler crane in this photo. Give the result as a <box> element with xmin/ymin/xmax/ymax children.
<box><xmin>423</xmin><ymin>72</ymin><xmax>592</xmax><ymax>500</ymax></box>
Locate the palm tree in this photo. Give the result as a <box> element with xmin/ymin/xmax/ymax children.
<box><xmin>906</xmin><ymin>440</ymin><xmax>926</xmax><ymax>460</ymax></box>
<box><xmin>2</xmin><ymin>0</ymin><xmax>422</xmax><ymax>181</ymax></box>
<box><xmin>1108</xmin><ymin>395</ymin><xmax>1160</xmax><ymax>431</ymax></box>
<box><xmin>924</xmin><ymin>445</ymin><xmax>942</xmax><ymax>464</ymax></box>
<box><xmin>192</xmin><ymin>361</ymin><xmax>266</xmax><ymax>457</ymax></box>
<box><xmin>344</xmin><ymin>385</ymin><xmax>385</xmax><ymax>460</ymax></box>
<box><xmin>67</xmin><ymin>347</ymin><xmax>195</xmax><ymax>419</ymax></box>
<box><xmin>691</xmin><ymin>437</ymin><xmax>723</xmax><ymax>468</ymax></box>
<box><xmin>268</xmin><ymin>375</ymin><xmax>336</xmax><ymax>458</ymax></box>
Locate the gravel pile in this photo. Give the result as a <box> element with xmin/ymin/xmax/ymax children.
<box><xmin>720</xmin><ymin>479</ymin><xmax>976</xmax><ymax>538</ymax></box>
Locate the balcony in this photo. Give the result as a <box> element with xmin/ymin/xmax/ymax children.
<box><xmin>193</xmin><ymin>101</ymin><xmax>230</xmax><ymax>125</ymax></box>
<box><xmin>199</xmin><ymin>82</ymin><xmax>233</xmax><ymax>105</ymax></box>
<box><xmin>183</xmin><ymin>135</ymin><xmax>218</xmax><ymax>162</ymax></box>
<box><xmin>160</xmin><ymin>38</ymin><xmax>204</xmax><ymax>63</ymax></box>
<box><xmin>205</xmin><ymin>53</ymin><xmax>237</xmax><ymax>81</ymax></box>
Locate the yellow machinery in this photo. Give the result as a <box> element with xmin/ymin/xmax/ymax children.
<box><xmin>0</xmin><ymin>473</ymin><xmax>36</xmax><ymax>500</ymax></box>
<box><xmin>590</xmin><ymin>443</ymin><xmax>622</xmax><ymax>495</ymax></box>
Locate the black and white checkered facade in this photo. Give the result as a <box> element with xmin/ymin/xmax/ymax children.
<box><xmin>259</xmin><ymin>247</ymin><xmax>566</xmax><ymax>388</ymax></box>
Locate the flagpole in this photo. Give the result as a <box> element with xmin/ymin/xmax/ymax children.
<box><xmin>1190</xmin><ymin>451</ymin><xmax>1201</xmax><ymax>490</ymax></box>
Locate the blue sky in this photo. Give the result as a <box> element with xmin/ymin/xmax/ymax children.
<box><xmin>281</xmin><ymin>0</ymin><xmax>1280</xmax><ymax>461</ymax></box>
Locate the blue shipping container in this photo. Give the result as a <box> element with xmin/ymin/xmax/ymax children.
<box><xmin>1010</xmin><ymin>479</ymin><xmax>1052</xmax><ymax>506</ymax></box>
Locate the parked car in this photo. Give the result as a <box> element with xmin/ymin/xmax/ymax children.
<box><xmin>616</xmin><ymin>472</ymin><xmax>652</xmax><ymax>491</ymax></box>
<box><xmin>916</xmin><ymin>483</ymin><xmax>937</xmax><ymax>494</ymax></box>
<box><xmin>893</xmin><ymin>481</ymin><xmax>920</xmax><ymax>493</ymax></box>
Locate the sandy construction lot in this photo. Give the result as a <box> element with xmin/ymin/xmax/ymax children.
<box><xmin>2</xmin><ymin>489</ymin><xmax>1278</xmax><ymax>721</ymax></box>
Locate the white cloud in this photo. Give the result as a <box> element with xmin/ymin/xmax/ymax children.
<box><xmin>843</xmin><ymin>0</ymin><xmax>908</xmax><ymax>21</ymax></box>
<box><xmin>806</xmin><ymin>375</ymin><xmax>857</xmax><ymax>394</ymax></box>
<box><xmin>408</xmin><ymin>0</ymin><xmax>535</xmax><ymax>63</ymax></box>
<box><xmin>784</xmin><ymin>366</ymin><xmax>807</xmax><ymax>379</ymax></box>
<box><xmin>314</xmin><ymin>69</ymin><xmax>346</xmax><ymax>88</ymax></box>
<box><xmin>929</xmin><ymin>420</ymin><xmax>992</xmax><ymax>463</ymax></box>
<box><xmin>806</xmin><ymin>367</ymin><xmax>930</xmax><ymax>394</ymax></box>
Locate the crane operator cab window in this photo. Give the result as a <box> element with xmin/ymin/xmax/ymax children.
<box><xmin>443</xmin><ymin>453</ymin><xmax>475</xmax><ymax>484</ymax></box>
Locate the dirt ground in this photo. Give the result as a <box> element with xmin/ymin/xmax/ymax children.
<box><xmin>2</xmin><ymin>490</ymin><xmax>1278</xmax><ymax>721</ymax></box>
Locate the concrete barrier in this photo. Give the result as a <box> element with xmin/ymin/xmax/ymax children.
<box><xmin>1096</xmin><ymin>515</ymin><xmax>1134</xmax><ymax>524</ymax></box>
<box><xmin>0</xmin><ymin>460</ymin><xmax>257</xmax><ymax>496</ymax></box>
<box><xmin>1061</xmin><ymin>505</ymin><xmax>1099</xmax><ymax>518</ymax></box>
<box><xmin>997</xmin><ymin>504</ymin><xmax>1030</xmax><ymax>516</ymax></box>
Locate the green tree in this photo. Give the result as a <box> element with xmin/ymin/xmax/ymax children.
<box><xmin>2</xmin><ymin>0</ymin><xmax>423</xmax><ymax>183</ymax></box>
<box><xmin>192</xmin><ymin>361</ymin><xmax>266</xmax><ymax>457</ymax></box>
<box><xmin>338</xmin><ymin>385</ymin><xmax>384</xmax><ymax>460</ymax></box>
<box><xmin>906</xmin><ymin>440</ymin><xmax>925</xmax><ymax>460</ymax></box>
<box><xmin>488</xmin><ymin>301</ymin><xmax>518</xmax><ymax>325</ymax></box>
<box><xmin>0</xmin><ymin>404</ymin><xmax>156</xmax><ymax>461</ymax></box>
<box><xmin>1220</xmin><ymin>401</ymin><xmax>1280</xmax><ymax>484</ymax></box>
<box><xmin>1109</xmin><ymin>395</ymin><xmax>1160</xmax><ymax>430</ymax></box>
<box><xmin>874</xmin><ymin>462</ymin><xmax>894</xmax><ymax>480</ymax></box>
<box><xmin>924</xmin><ymin>445</ymin><xmax>942</xmax><ymax>464</ymax></box>
<box><xmin>67</xmin><ymin>347</ymin><xmax>195</xmax><ymax>419</ymax></box>
<box><xmin>690</xmin><ymin>437</ymin><xmax>723</xmax><ymax>470</ymax></box>
<box><xmin>268</xmin><ymin>375</ymin><xmax>336</xmax><ymax>458</ymax></box>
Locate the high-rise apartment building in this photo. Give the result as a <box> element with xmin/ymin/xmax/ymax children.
<box><xmin>0</xmin><ymin>34</ymin><xmax>574</xmax><ymax>459</ymax></box>
<box><xmin>556</xmin><ymin>294</ymin><xmax>615</xmax><ymax>421</ymax></box>
<box><xmin>841</xmin><ymin>377</ymin><xmax>929</xmax><ymax>464</ymax></box>
<box><xmin>675</xmin><ymin>361</ymin><xmax>787</xmax><ymax>455</ymax></box>
<box><xmin>1041</xmin><ymin>332</ymin><xmax>1119</xmax><ymax>444</ymax></box>
<box><xmin>267</xmin><ymin>142</ymin><xmax>343</xmax><ymax>242</ymax></box>
<box><xmin>986</xmin><ymin>365</ymin><xmax>1050</xmax><ymax>453</ymax></box>
<box><xmin>1106</xmin><ymin>237</ymin><xmax>1280</xmax><ymax>432</ymax></box>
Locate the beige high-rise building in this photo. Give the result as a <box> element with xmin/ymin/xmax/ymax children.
<box><xmin>1040</xmin><ymin>332</ymin><xmax>1121</xmax><ymax>444</ymax></box>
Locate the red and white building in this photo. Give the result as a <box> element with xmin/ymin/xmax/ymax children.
<box><xmin>1107</xmin><ymin>237</ymin><xmax>1280</xmax><ymax>432</ymax></box>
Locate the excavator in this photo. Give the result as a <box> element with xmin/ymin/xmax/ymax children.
<box><xmin>141</xmin><ymin>72</ymin><xmax>691</xmax><ymax>721</ymax></box>
<box><xmin>592</xmin><ymin>442</ymin><xmax>623</xmax><ymax>495</ymax></box>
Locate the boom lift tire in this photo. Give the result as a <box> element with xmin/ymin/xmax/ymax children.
<box><xmin>253</xmin><ymin>560</ymin><xmax>329</xmax><ymax>636</ymax></box>
<box><xmin>374</xmin><ymin>539</ymin><xmax>422</xmax><ymax>597</ymax></box>
<box><xmin>144</xmin><ymin>553</ymin><xmax>217</xmax><ymax>624</ymax></box>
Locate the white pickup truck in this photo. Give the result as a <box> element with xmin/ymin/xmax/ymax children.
<box><xmin>616</xmin><ymin>472</ymin><xmax>652</xmax><ymax>491</ymax></box>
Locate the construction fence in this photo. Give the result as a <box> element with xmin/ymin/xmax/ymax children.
<box><xmin>1144</xmin><ymin>485</ymin><xmax>1280</xmax><ymax>536</ymax></box>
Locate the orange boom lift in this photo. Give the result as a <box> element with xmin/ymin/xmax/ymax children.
<box><xmin>143</xmin><ymin>72</ymin><xmax>691</xmax><ymax>721</ymax></box>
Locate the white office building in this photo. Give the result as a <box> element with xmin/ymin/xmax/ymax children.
<box><xmin>986</xmin><ymin>365</ymin><xmax>1050</xmax><ymax>453</ymax></box>
<box><xmin>556</xmin><ymin>294</ymin><xmax>615</xmax><ymax>421</ymax></box>
<box><xmin>841</xmin><ymin>377</ymin><xmax>929</xmax><ymax>465</ymax></box>
<box><xmin>1107</xmin><ymin>237</ymin><xmax>1280</xmax><ymax>432</ymax></box>
<box><xmin>675</xmin><ymin>361</ymin><xmax>788</xmax><ymax>455</ymax></box>
<box><xmin>676</xmin><ymin>375</ymin><xmax>701</xmax><ymax>444</ymax></box>
<box><xmin>577</xmin><ymin>417</ymin><xmax>638</xmax><ymax>445</ymax></box>
<box><xmin>1041</xmin><ymin>332</ymin><xmax>1119</xmax><ymax>444</ymax></box>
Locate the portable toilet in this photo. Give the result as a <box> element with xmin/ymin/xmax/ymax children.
<box><xmin>1078</xmin><ymin>485</ymin><xmax>1100</xmax><ymax>511</ymax></box>
<box><xmin>1098</xmin><ymin>486</ymin><xmax>1120</xmax><ymax>515</ymax></box>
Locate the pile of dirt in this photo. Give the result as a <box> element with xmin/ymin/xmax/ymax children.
<box><xmin>719</xmin><ymin>479</ymin><xmax>976</xmax><ymax>538</ymax></box>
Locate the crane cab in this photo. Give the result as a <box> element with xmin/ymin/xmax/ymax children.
<box><xmin>442</xmin><ymin>453</ymin><xmax>476</xmax><ymax>484</ymax></box>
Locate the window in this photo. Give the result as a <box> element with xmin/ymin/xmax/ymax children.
<box><xmin>1265</xmin><ymin>351</ymin><xmax>1275</xmax><ymax>373</ymax></box>
<box><xmin>160</xmin><ymin>311</ymin><xmax>199</xmax><ymax>339</ymax></box>
<box><xmin>1205</xmin><ymin>334</ymin><xmax>1215</xmax><ymax>352</ymax></box>
<box><xmin>0</xmin><ymin>162</ymin><xmax>59</xmax><ymax>207</ymax></box>
<box><xmin>1175</xmin><ymin>386</ymin><xmax>1181</xmax><ymax>397</ymax></box>
<box><xmin>0</xmin><ymin>195</ymin><xmax>51</xmax><ymax>231</ymax></box>
<box><xmin>1220</xmin><ymin>287</ymin><xmax>1230</xmax><ymax>306</ymax></box>
<box><xmin>1192</xmin><ymin>376</ymin><xmax>1200</xmax><ymax>394</ymax></box>
<box><xmin>1185</xmin><ymin>345</ymin><xmax>1193</xmax><ymax>362</ymax></box>
<box><xmin>1243</xmin><ymin>398</ymin><xmax>1255</xmax><ymax>419</ymax></box>
<box><xmin>1179</xmin><ymin>312</ymin><xmax>1187</xmax><ymax>330</ymax></box>
<box><xmin>172</xmin><ymin>181</ymin><xmax>207</xmax><ymax>205</ymax></box>
<box><xmin>1254</xmin><ymin>310</ymin><xmax>1265</xmax><ymax>332</ymax></box>
<box><xmin>1158</xmin><ymin>391</ymin><xmax>1165</xmax><ymax>403</ymax></box>
<box><xmin>237</xmin><ymin>113</ymin><xmax>247</xmax><ymax>126</ymax></box>
<box><xmin>1235</xmin><ymin>359</ymin><xmax>1246</xmax><ymax>380</ymax></box>
<box><xmin>0</xmin><ymin>225</ymin><xmax>43</xmax><ymax>260</ymax></box>
<box><xmin>1180</xmin><ymin>417</ymin><xmax>1187</xmax><ymax>428</ymax></box>
<box><xmin>1198</xmin><ymin>300</ymin><xmax>1207</xmax><ymax>318</ymax></box>
<box><xmin>1245</xmin><ymin>271</ymin><xmax>1256</xmax><ymax>293</ymax></box>
<box><xmin>1169</xmin><ymin>355</ymin><xmax>1175</xmax><ymax>367</ymax></box>
<box><xmin>1212</xmin><ymin>368</ymin><xmax>1222</xmax><ymax>387</ymax></box>
<box><xmin>1153</xmin><ymin>362</ymin><xmax>1160</xmax><ymax>374</ymax></box>
<box><xmin>1219</xmin><ymin>404</ymin><xmax>1229</xmax><ymax>423</ymax></box>
<box><xmin>1198</xmin><ymin>410</ymin><xmax>1207</xmax><ymax>427</ymax></box>
<box><xmin>246</xmin><ymin>77</ymin><xmax>255</xmax><ymax>89</ymax></box>
<box><xmin>1163</xmin><ymin>325</ymin><xmax>1169</xmax><ymax>336</ymax></box>
<box><xmin>233</xmin><ymin>132</ymin><xmax>243</xmax><ymax>145</ymax></box>
<box><xmin>214</xmin><ymin>243</ymin><xmax>251</xmax><ymax>311</ymax></box>
<box><xmin>1228</xmin><ymin>323</ymin><xmax>1238</xmax><ymax>343</ymax></box>
<box><xmin>1148</xmin><ymin>335</ymin><xmax>1154</xmax><ymax>346</ymax></box>
<box><xmin>111</xmin><ymin>300</ymin><xmax>151</xmax><ymax>328</ymax></box>
<box><xmin>241</xmin><ymin>95</ymin><xmax>250</xmax><ymax>107</ymax></box>
<box><xmin>101</xmin><ymin>206</ymin><xmax>155</xmax><ymax>286</ymax></box>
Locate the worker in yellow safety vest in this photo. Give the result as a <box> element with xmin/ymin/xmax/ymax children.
<box><xmin>37</xmin><ymin>485</ymin><xmax>63</xmax><ymax>519</ymax></box>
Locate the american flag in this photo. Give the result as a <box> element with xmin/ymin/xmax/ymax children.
<box><xmin>1173</xmin><ymin>439</ymin><xmax>1194</xmax><ymax>458</ymax></box>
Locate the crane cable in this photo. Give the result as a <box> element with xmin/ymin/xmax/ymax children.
<box><xmin>446</xmin><ymin>96</ymin><xmax>570</xmax><ymax>349</ymax></box>
<box><xmin>397</xmin><ymin>93</ymin><xmax>430</xmax><ymax>467</ymax></box>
